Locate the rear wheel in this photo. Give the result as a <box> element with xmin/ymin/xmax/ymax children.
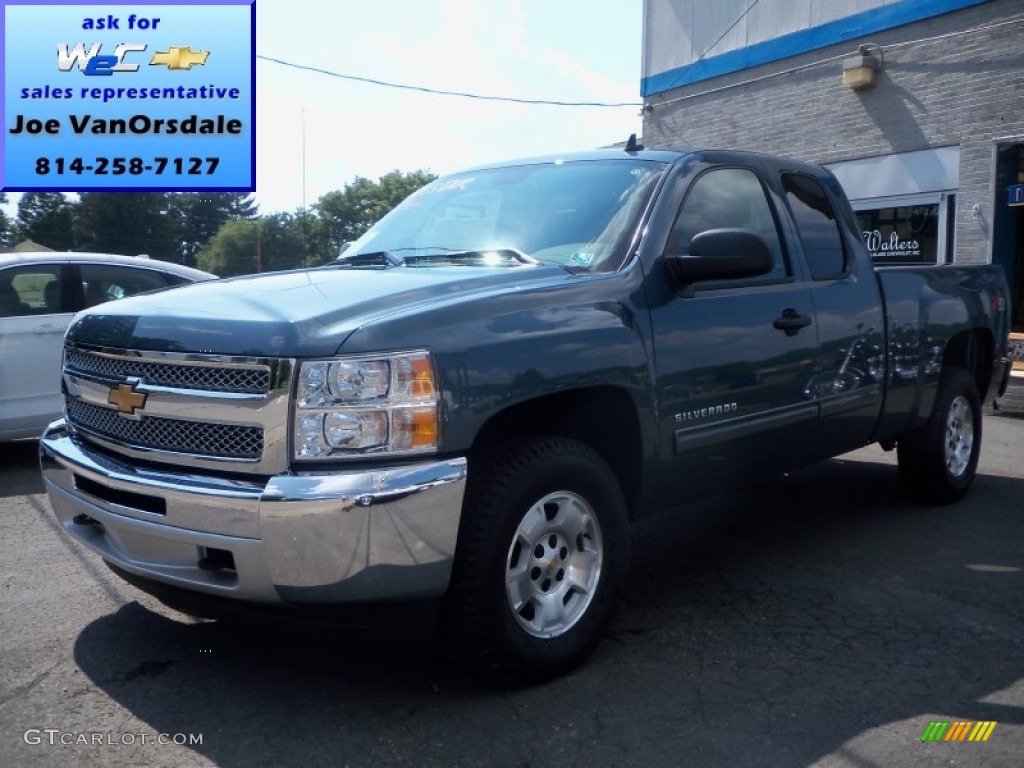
<box><xmin>443</xmin><ymin>436</ymin><xmax>629</xmax><ymax>683</ymax></box>
<box><xmin>897</xmin><ymin>366</ymin><xmax>981</xmax><ymax>503</ymax></box>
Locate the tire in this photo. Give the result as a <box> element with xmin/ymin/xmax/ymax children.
<box><xmin>443</xmin><ymin>435</ymin><xmax>629</xmax><ymax>683</ymax></box>
<box><xmin>897</xmin><ymin>366</ymin><xmax>982</xmax><ymax>503</ymax></box>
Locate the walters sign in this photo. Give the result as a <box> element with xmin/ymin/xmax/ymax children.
<box><xmin>862</xmin><ymin>229</ymin><xmax>921</xmax><ymax>260</ymax></box>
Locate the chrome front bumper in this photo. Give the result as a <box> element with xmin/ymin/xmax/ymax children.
<box><xmin>40</xmin><ymin>421</ymin><xmax>468</xmax><ymax>604</ymax></box>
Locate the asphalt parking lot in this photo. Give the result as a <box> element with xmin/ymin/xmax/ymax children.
<box><xmin>2</xmin><ymin>412</ymin><xmax>1024</xmax><ymax>767</ymax></box>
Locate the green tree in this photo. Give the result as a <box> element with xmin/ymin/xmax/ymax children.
<box><xmin>73</xmin><ymin>193</ymin><xmax>176</xmax><ymax>261</ymax></box>
<box><xmin>0</xmin><ymin>192</ymin><xmax>18</xmax><ymax>249</ymax></box>
<box><xmin>311</xmin><ymin>170</ymin><xmax>436</xmax><ymax>265</ymax></box>
<box><xmin>196</xmin><ymin>214</ymin><xmax>304</xmax><ymax>277</ymax></box>
<box><xmin>195</xmin><ymin>219</ymin><xmax>257</xmax><ymax>277</ymax></box>
<box><xmin>16</xmin><ymin>192</ymin><xmax>74</xmax><ymax>250</ymax></box>
<box><xmin>168</xmin><ymin>192</ymin><xmax>259</xmax><ymax>266</ymax></box>
<box><xmin>259</xmin><ymin>213</ymin><xmax>306</xmax><ymax>272</ymax></box>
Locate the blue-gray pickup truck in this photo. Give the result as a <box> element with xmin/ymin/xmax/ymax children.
<box><xmin>41</xmin><ymin>147</ymin><xmax>1013</xmax><ymax>681</ymax></box>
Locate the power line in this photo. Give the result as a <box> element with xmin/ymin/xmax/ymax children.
<box><xmin>661</xmin><ymin>0</ymin><xmax>762</xmax><ymax>92</ymax></box>
<box><xmin>255</xmin><ymin>54</ymin><xmax>640</xmax><ymax>108</ymax></box>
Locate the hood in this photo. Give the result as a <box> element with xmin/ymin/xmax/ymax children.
<box><xmin>66</xmin><ymin>264</ymin><xmax>570</xmax><ymax>357</ymax></box>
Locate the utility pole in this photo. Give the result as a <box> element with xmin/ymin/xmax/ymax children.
<box><xmin>301</xmin><ymin>107</ymin><xmax>307</xmax><ymax>267</ymax></box>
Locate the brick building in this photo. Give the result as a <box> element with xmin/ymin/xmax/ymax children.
<box><xmin>642</xmin><ymin>0</ymin><xmax>1024</xmax><ymax>332</ymax></box>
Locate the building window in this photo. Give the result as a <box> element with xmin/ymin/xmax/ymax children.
<box><xmin>855</xmin><ymin>203</ymin><xmax>940</xmax><ymax>264</ymax></box>
<box><xmin>850</xmin><ymin>192</ymin><xmax>955</xmax><ymax>265</ymax></box>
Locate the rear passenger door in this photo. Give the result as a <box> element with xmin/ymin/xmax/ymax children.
<box><xmin>776</xmin><ymin>171</ymin><xmax>886</xmax><ymax>457</ymax></box>
<box><xmin>649</xmin><ymin>162</ymin><xmax>821</xmax><ymax>498</ymax></box>
<box><xmin>74</xmin><ymin>262</ymin><xmax>183</xmax><ymax>309</ymax></box>
<box><xmin>0</xmin><ymin>262</ymin><xmax>71</xmax><ymax>439</ymax></box>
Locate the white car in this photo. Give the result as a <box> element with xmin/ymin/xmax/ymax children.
<box><xmin>0</xmin><ymin>252</ymin><xmax>215</xmax><ymax>441</ymax></box>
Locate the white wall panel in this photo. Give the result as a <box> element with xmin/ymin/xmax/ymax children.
<box><xmin>691</xmin><ymin>0</ymin><xmax>749</xmax><ymax>59</ymax></box>
<box><xmin>746</xmin><ymin>0</ymin><xmax>811</xmax><ymax>47</ymax></box>
<box><xmin>645</xmin><ymin>0</ymin><xmax>891</xmax><ymax>76</ymax></box>
<box><xmin>810</xmin><ymin>0</ymin><xmax>887</xmax><ymax>27</ymax></box>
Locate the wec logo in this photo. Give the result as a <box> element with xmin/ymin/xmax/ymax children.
<box><xmin>57</xmin><ymin>43</ymin><xmax>147</xmax><ymax>76</ymax></box>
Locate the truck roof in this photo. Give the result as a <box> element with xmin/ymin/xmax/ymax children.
<box><xmin>458</xmin><ymin>147</ymin><xmax>688</xmax><ymax>171</ymax></box>
<box><xmin>458</xmin><ymin>146</ymin><xmax>832</xmax><ymax>178</ymax></box>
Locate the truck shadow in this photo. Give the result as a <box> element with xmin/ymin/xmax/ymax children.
<box><xmin>0</xmin><ymin>439</ymin><xmax>44</xmax><ymax>497</ymax></box>
<box><xmin>71</xmin><ymin>455</ymin><xmax>1024</xmax><ymax>767</ymax></box>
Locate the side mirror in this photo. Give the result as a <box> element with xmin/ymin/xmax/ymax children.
<box><xmin>666</xmin><ymin>228</ymin><xmax>773</xmax><ymax>285</ymax></box>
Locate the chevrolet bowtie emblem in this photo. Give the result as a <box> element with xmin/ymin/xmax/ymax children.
<box><xmin>108</xmin><ymin>383</ymin><xmax>147</xmax><ymax>415</ymax></box>
<box><xmin>150</xmin><ymin>46</ymin><xmax>210</xmax><ymax>70</ymax></box>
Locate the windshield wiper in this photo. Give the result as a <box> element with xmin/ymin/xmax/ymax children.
<box><xmin>335</xmin><ymin>248</ymin><xmax>538</xmax><ymax>269</ymax></box>
<box><xmin>402</xmin><ymin>248</ymin><xmax>538</xmax><ymax>267</ymax></box>
<box><xmin>334</xmin><ymin>251</ymin><xmax>405</xmax><ymax>269</ymax></box>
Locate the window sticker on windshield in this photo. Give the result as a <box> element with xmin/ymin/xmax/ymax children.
<box><xmin>569</xmin><ymin>251</ymin><xmax>595</xmax><ymax>267</ymax></box>
<box><xmin>421</xmin><ymin>177</ymin><xmax>476</xmax><ymax>194</ymax></box>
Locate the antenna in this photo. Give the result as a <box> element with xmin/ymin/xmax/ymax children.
<box><xmin>624</xmin><ymin>133</ymin><xmax>644</xmax><ymax>153</ymax></box>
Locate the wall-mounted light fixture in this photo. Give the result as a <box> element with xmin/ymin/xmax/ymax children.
<box><xmin>843</xmin><ymin>45</ymin><xmax>883</xmax><ymax>90</ymax></box>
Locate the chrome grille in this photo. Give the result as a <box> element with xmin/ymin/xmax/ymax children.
<box><xmin>65</xmin><ymin>349</ymin><xmax>270</xmax><ymax>394</ymax></box>
<box><xmin>67</xmin><ymin>399</ymin><xmax>264</xmax><ymax>460</ymax></box>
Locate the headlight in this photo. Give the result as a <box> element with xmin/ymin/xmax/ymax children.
<box><xmin>294</xmin><ymin>350</ymin><xmax>439</xmax><ymax>459</ymax></box>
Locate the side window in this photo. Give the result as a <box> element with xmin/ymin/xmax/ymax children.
<box><xmin>79</xmin><ymin>264</ymin><xmax>173</xmax><ymax>309</ymax></box>
<box><xmin>0</xmin><ymin>265</ymin><xmax>64</xmax><ymax>317</ymax></box>
<box><xmin>671</xmin><ymin>167</ymin><xmax>788</xmax><ymax>278</ymax></box>
<box><xmin>159</xmin><ymin>273</ymin><xmax>189</xmax><ymax>288</ymax></box>
<box><xmin>782</xmin><ymin>173</ymin><xmax>847</xmax><ymax>280</ymax></box>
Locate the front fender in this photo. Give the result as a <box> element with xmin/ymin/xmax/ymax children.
<box><xmin>338</xmin><ymin>266</ymin><xmax>655</xmax><ymax>455</ymax></box>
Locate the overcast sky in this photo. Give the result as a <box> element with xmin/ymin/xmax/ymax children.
<box><xmin>253</xmin><ymin>0</ymin><xmax>643</xmax><ymax>213</ymax></box>
<box><xmin>2</xmin><ymin>0</ymin><xmax>642</xmax><ymax>219</ymax></box>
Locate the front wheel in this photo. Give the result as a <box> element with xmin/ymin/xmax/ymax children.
<box><xmin>443</xmin><ymin>436</ymin><xmax>629</xmax><ymax>683</ymax></box>
<box><xmin>897</xmin><ymin>366</ymin><xmax>982</xmax><ymax>503</ymax></box>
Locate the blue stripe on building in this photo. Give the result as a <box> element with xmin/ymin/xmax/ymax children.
<box><xmin>641</xmin><ymin>0</ymin><xmax>992</xmax><ymax>96</ymax></box>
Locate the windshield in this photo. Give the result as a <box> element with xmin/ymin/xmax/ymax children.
<box><xmin>339</xmin><ymin>158</ymin><xmax>667</xmax><ymax>272</ymax></box>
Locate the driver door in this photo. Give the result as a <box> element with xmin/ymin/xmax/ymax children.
<box><xmin>649</xmin><ymin>164</ymin><xmax>821</xmax><ymax>500</ymax></box>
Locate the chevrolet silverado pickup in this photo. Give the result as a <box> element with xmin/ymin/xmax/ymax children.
<box><xmin>41</xmin><ymin>147</ymin><xmax>1012</xmax><ymax>681</ymax></box>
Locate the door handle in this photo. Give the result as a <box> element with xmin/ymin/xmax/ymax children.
<box><xmin>34</xmin><ymin>324</ymin><xmax>63</xmax><ymax>334</ymax></box>
<box><xmin>773</xmin><ymin>309</ymin><xmax>812</xmax><ymax>336</ymax></box>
